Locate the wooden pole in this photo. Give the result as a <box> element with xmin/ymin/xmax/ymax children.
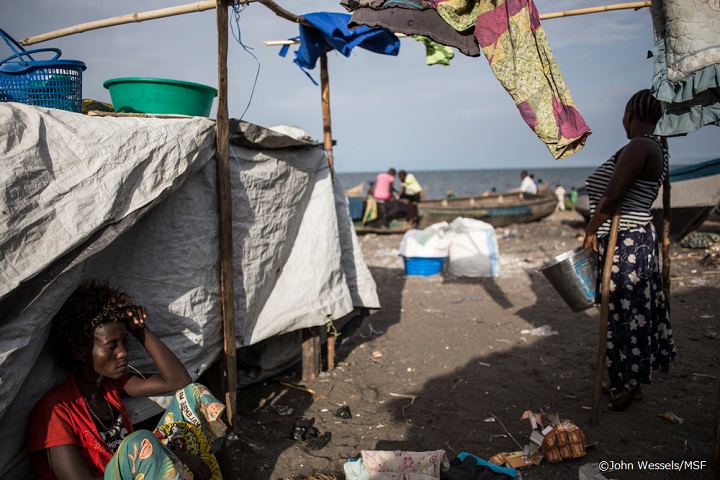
<box><xmin>20</xmin><ymin>1</ymin><xmax>222</xmax><ymax>45</ymax></box>
<box><xmin>712</xmin><ymin>383</ymin><xmax>720</xmax><ymax>479</ymax></box>
<box><xmin>590</xmin><ymin>212</ymin><xmax>621</xmax><ymax>426</ymax></box>
<box><xmin>327</xmin><ymin>332</ymin><xmax>336</xmax><ymax>371</ymax></box>
<box><xmin>661</xmin><ymin>138</ymin><xmax>671</xmax><ymax>310</ymax></box>
<box><xmin>215</xmin><ymin>0</ymin><xmax>237</xmax><ymax>428</ymax></box>
<box><xmin>320</xmin><ymin>52</ymin><xmax>335</xmax><ymax>180</ymax></box>
<box><xmin>540</xmin><ymin>1</ymin><xmax>650</xmax><ymax>20</ymax></box>
<box><xmin>319</xmin><ymin>52</ymin><xmax>337</xmax><ymax>370</ymax></box>
<box><xmin>302</xmin><ymin>327</ymin><xmax>321</xmax><ymax>382</ymax></box>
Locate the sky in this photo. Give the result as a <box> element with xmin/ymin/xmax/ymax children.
<box><xmin>3</xmin><ymin>0</ymin><xmax>718</xmax><ymax>173</ymax></box>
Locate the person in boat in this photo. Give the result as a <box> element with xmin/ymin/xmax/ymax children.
<box><xmin>582</xmin><ymin>89</ymin><xmax>676</xmax><ymax>411</ymax></box>
<box><xmin>372</xmin><ymin>168</ymin><xmax>396</xmax><ymax>201</ymax></box>
<box><xmin>398</xmin><ymin>170</ymin><xmax>423</xmax><ymax>203</ymax></box>
<box><xmin>519</xmin><ymin>170</ymin><xmax>537</xmax><ymax>195</ymax></box>
<box><xmin>398</xmin><ymin>170</ymin><xmax>423</xmax><ymax>225</ymax></box>
<box><xmin>27</xmin><ymin>280</ymin><xmax>231</xmax><ymax>480</ymax></box>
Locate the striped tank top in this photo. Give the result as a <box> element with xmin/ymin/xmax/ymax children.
<box><xmin>585</xmin><ymin>135</ymin><xmax>669</xmax><ymax>236</ymax></box>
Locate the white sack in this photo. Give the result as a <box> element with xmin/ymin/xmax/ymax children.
<box><xmin>448</xmin><ymin>217</ymin><xmax>500</xmax><ymax>277</ymax></box>
<box><xmin>399</xmin><ymin>222</ymin><xmax>451</xmax><ymax>258</ymax></box>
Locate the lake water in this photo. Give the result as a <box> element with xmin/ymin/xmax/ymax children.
<box><xmin>336</xmin><ymin>167</ymin><xmax>596</xmax><ymax>200</ymax></box>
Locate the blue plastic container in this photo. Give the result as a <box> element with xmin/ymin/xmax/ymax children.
<box><xmin>402</xmin><ymin>256</ymin><xmax>446</xmax><ymax>277</ymax></box>
<box><xmin>0</xmin><ymin>28</ymin><xmax>86</xmax><ymax>112</ymax></box>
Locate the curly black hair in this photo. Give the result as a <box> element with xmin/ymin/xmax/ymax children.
<box><xmin>50</xmin><ymin>279</ymin><xmax>134</xmax><ymax>371</ymax></box>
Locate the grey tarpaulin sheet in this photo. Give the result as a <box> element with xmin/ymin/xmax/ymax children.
<box><xmin>0</xmin><ymin>104</ymin><xmax>379</xmax><ymax>478</ymax></box>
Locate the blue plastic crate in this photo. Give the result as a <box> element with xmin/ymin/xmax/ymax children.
<box><xmin>402</xmin><ymin>256</ymin><xmax>446</xmax><ymax>277</ymax></box>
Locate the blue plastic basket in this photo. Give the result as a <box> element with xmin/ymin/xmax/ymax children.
<box><xmin>0</xmin><ymin>28</ymin><xmax>86</xmax><ymax>112</ymax></box>
<box><xmin>402</xmin><ymin>256</ymin><xmax>446</xmax><ymax>277</ymax></box>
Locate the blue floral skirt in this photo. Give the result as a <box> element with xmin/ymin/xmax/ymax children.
<box><xmin>597</xmin><ymin>223</ymin><xmax>676</xmax><ymax>391</ymax></box>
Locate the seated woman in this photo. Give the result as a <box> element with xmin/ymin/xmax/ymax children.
<box><xmin>27</xmin><ymin>280</ymin><xmax>231</xmax><ymax>479</ymax></box>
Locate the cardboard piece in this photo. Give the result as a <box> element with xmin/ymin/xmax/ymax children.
<box><xmin>490</xmin><ymin>411</ymin><xmax>588</xmax><ymax>470</ymax></box>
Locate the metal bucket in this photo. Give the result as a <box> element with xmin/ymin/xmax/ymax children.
<box><xmin>539</xmin><ymin>247</ymin><xmax>598</xmax><ymax>312</ymax></box>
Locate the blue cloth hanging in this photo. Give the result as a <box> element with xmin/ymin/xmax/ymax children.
<box><xmin>280</xmin><ymin>12</ymin><xmax>400</xmax><ymax>78</ymax></box>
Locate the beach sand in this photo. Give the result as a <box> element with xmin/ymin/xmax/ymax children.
<box><xmin>225</xmin><ymin>210</ymin><xmax>720</xmax><ymax>479</ymax></box>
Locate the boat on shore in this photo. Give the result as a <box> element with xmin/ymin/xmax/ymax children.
<box><xmin>350</xmin><ymin>186</ymin><xmax>558</xmax><ymax>233</ymax></box>
<box><xmin>575</xmin><ymin>157</ymin><xmax>720</xmax><ymax>242</ymax></box>
<box><xmin>417</xmin><ymin>186</ymin><xmax>558</xmax><ymax>228</ymax></box>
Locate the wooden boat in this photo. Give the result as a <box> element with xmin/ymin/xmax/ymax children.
<box><xmin>575</xmin><ymin>157</ymin><xmax>720</xmax><ymax>242</ymax></box>
<box><xmin>416</xmin><ymin>187</ymin><xmax>558</xmax><ymax>228</ymax></box>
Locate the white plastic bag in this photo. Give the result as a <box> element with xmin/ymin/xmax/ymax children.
<box><xmin>399</xmin><ymin>222</ymin><xmax>451</xmax><ymax>258</ymax></box>
<box><xmin>448</xmin><ymin>217</ymin><xmax>500</xmax><ymax>277</ymax></box>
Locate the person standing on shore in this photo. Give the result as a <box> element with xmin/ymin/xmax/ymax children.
<box><xmin>554</xmin><ymin>184</ymin><xmax>566</xmax><ymax>211</ymax></box>
<box><xmin>582</xmin><ymin>89</ymin><xmax>676</xmax><ymax>411</ymax></box>
<box><xmin>519</xmin><ymin>170</ymin><xmax>537</xmax><ymax>195</ymax></box>
<box><xmin>569</xmin><ymin>186</ymin><xmax>578</xmax><ymax>211</ymax></box>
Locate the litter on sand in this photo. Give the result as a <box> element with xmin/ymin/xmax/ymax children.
<box><xmin>520</xmin><ymin>325</ymin><xmax>559</xmax><ymax>336</ymax></box>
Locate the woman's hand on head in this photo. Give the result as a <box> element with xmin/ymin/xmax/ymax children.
<box><xmin>124</xmin><ymin>306</ymin><xmax>147</xmax><ymax>332</ymax></box>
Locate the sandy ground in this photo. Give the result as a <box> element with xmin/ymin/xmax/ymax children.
<box><xmin>223</xmin><ymin>210</ymin><xmax>720</xmax><ymax>480</ymax></box>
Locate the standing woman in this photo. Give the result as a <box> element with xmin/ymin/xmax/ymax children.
<box><xmin>27</xmin><ymin>280</ymin><xmax>230</xmax><ymax>479</ymax></box>
<box><xmin>583</xmin><ymin>89</ymin><xmax>676</xmax><ymax>411</ymax></box>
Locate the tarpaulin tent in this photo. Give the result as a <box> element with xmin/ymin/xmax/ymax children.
<box><xmin>0</xmin><ymin>102</ymin><xmax>379</xmax><ymax>478</ymax></box>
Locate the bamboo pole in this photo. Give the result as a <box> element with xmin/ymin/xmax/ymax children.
<box><xmin>215</xmin><ymin>0</ymin><xmax>237</xmax><ymax>429</ymax></box>
<box><xmin>590</xmin><ymin>211</ymin><xmax>621</xmax><ymax>426</ymax></box>
<box><xmin>20</xmin><ymin>1</ymin><xmax>224</xmax><ymax>45</ymax></box>
<box><xmin>20</xmin><ymin>0</ymin><xmax>651</xmax><ymax>46</ymax></box>
<box><xmin>540</xmin><ymin>1</ymin><xmax>650</xmax><ymax>20</ymax></box>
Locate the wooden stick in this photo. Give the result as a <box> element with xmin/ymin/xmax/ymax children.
<box><xmin>540</xmin><ymin>1</ymin><xmax>650</xmax><ymax>20</ymax></box>
<box><xmin>590</xmin><ymin>211</ymin><xmax>621</xmax><ymax>426</ymax></box>
<box><xmin>257</xmin><ymin>0</ymin><xmax>311</xmax><ymax>27</ymax></box>
<box><xmin>215</xmin><ymin>0</ymin><xmax>237</xmax><ymax>429</ymax></box>
<box><xmin>326</xmin><ymin>330</ymin><xmax>336</xmax><ymax>371</ymax></box>
<box><xmin>711</xmin><ymin>383</ymin><xmax>720</xmax><ymax>479</ymax></box>
<box><xmin>320</xmin><ymin>52</ymin><xmax>335</xmax><ymax>180</ymax></box>
<box><xmin>661</xmin><ymin>137</ymin><xmax>671</xmax><ymax>310</ymax></box>
<box><xmin>488</xmin><ymin>411</ymin><xmax>525</xmax><ymax>451</ymax></box>
<box><xmin>302</xmin><ymin>326</ymin><xmax>321</xmax><ymax>382</ymax></box>
<box><xmin>87</xmin><ymin>111</ymin><xmax>196</xmax><ymax>119</ymax></box>
<box><xmin>20</xmin><ymin>1</ymin><xmax>225</xmax><ymax>45</ymax></box>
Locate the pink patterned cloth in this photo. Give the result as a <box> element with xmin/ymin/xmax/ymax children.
<box><xmin>433</xmin><ymin>0</ymin><xmax>592</xmax><ymax>159</ymax></box>
<box><xmin>361</xmin><ymin>450</ymin><xmax>448</xmax><ymax>479</ymax></box>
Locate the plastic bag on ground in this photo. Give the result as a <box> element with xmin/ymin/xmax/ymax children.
<box><xmin>399</xmin><ymin>222</ymin><xmax>451</xmax><ymax>258</ymax></box>
<box><xmin>448</xmin><ymin>217</ymin><xmax>500</xmax><ymax>277</ymax></box>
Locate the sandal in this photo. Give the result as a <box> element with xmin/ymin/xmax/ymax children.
<box><xmin>602</xmin><ymin>382</ymin><xmax>643</xmax><ymax>400</ymax></box>
<box><xmin>608</xmin><ymin>388</ymin><xmax>634</xmax><ymax>411</ymax></box>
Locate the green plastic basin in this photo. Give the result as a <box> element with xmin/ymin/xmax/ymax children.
<box><xmin>103</xmin><ymin>77</ymin><xmax>218</xmax><ymax>117</ymax></box>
